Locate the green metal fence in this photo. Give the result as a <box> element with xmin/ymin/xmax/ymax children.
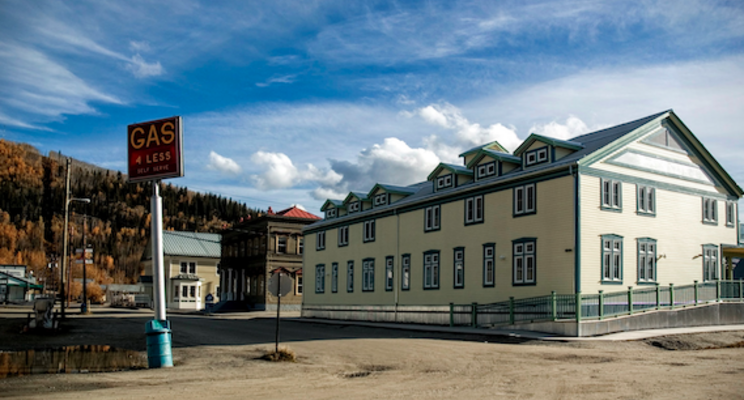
<box><xmin>449</xmin><ymin>280</ymin><xmax>744</xmax><ymax>327</ymax></box>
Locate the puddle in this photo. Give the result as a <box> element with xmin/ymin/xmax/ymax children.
<box><xmin>0</xmin><ymin>345</ymin><xmax>147</xmax><ymax>378</ymax></box>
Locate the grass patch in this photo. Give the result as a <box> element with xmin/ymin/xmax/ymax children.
<box><xmin>260</xmin><ymin>346</ymin><xmax>296</xmax><ymax>362</ymax></box>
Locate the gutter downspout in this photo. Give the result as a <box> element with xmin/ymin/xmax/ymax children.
<box><xmin>572</xmin><ymin>164</ymin><xmax>581</xmax><ymax>337</ymax></box>
<box><xmin>394</xmin><ymin>208</ymin><xmax>400</xmax><ymax>322</ymax></box>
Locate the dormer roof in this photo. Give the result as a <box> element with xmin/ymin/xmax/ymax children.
<box><xmin>427</xmin><ymin>163</ymin><xmax>473</xmax><ymax>181</ymax></box>
<box><xmin>342</xmin><ymin>191</ymin><xmax>369</xmax><ymax>205</ymax></box>
<box><xmin>320</xmin><ymin>199</ymin><xmax>344</xmax><ymax>212</ymax></box>
<box><xmin>458</xmin><ymin>140</ymin><xmax>508</xmax><ymax>158</ymax></box>
<box><xmin>514</xmin><ymin>133</ymin><xmax>584</xmax><ymax>156</ymax></box>
<box><xmin>368</xmin><ymin>183</ymin><xmax>419</xmax><ymax>198</ymax></box>
<box><xmin>466</xmin><ymin>149</ymin><xmax>522</xmax><ymax>169</ymax></box>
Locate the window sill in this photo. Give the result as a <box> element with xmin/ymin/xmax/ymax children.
<box><xmin>636</xmin><ymin>281</ymin><xmax>658</xmax><ymax>286</ymax></box>
<box><xmin>702</xmin><ymin>221</ymin><xmax>718</xmax><ymax>226</ymax></box>
<box><xmin>601</xmin><ymin>280</ymin><xmax>624</xmax><ymax>285</ymax></box>
<box><xmin>636</xmin><ymin>211</ymin><xmax>656</xmax><ymax>217</ymax></box>
<box><xmin>600</xmin><ymin>206</ymin><xmax>623</xmax><ymax>213</ymax></box>
<box><xmin>512</xmin><ymin>282</ymin><xmax>536</xmax><ymax>286</ymax></box>
<box><xmin>513</xmin><ymin>211</ymin><xmax>536</xmax><ymax>218</ymax></box>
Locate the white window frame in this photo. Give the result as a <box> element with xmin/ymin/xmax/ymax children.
<box><xmin>637</xmin><ymin>238</ymin><xmax>656</xmax><ymax>283</ymax></box>
<box><xmin>277</xmin><ymin>236</ymin><xmax>287</xmax><ymax>254</ymax></box>
<box><xmin>514</xmin><ymin>184</ymin><xmax>536</xmax><ymax>216</ymax></box>
<box><xmin>425</xmin><ymin>205</ymin><xmax>441</xmax><ymax>232</ymax></box>
<box><xmin>385</xmin><ymin>257</ymin><xmax>394</xmax><ymax>291</ymax></box>
<box><xmin>601</xmin><ymin>236</ymin><xmax>623</xmax><ymax>283</ymax></box>
<box><xmin>298</xmin><ymin>238</ymin><xmax>304</xmax><ymax>255</ymax></box>
<box><xmin>436</xmin><ymin>174</ymin><xmax>453</xmax><ymax>190</ymax></box>
<box><xmin>316</xmin><ymin>231</ymin><xmax>326</xmax><ymax>250</ymax></box>
<box><xmin>483</xmin><ymin>244</ymin><xmax>494</xmax><ymax>287</ymax></box>
<box><xmin>703</xmin><ymin>245</ymin><xmax>719</xmax><ymax>281</ymax></box>
<box><xmin>348</xmin><ymin>201</ymin><xmax>360</xmax><ymax>213</ymax></box>
<box><xmin>374</xmin><ymin>193</ymin><xmax>388</xmax><ymax>207</ymax></box>
<box><xmin>362</xmin><ymin>259</ymin><xmax>375</xmax><ymax>292</ymax></box>
<box><xmin>347</xmin><ymin>261</ymin><xmax>354</xmax><ymax>292</ymax></box>
<box><xmin>296</xmin><ymin>275</ymin><xmax>303</xmax><ymax>295</ymax></box>
<box><xmin>702</xmin><ymin>197</ymin><xmax>718</xmax><ymax>224</ymax></box>
<box><xmin>363</xmin><ymin>220</ymin><xmax>376</xmax><ymax>242</ymax></box>
<box><xmin>536</xmin><ymin>148</ymin><xmax>548</xmax><ymax>162</ymax></box>
<box><xmin>725</xmin><ymin>201</ymin><xmax>735</xmax><ymax>227</ymax></box>
<box><xmin>637</xmin><ymin>185</ymin><xmax>656</xmax><ymax>215</ymax></box>
<box><xmin>326</xmin><ymin>208</ymin><xmax>337</xmax><ymax>219</ymax></box>
<box><xmin>423</xmin><ymin>251</ymin><xmax>440</xmax><ymax>289</ymax></box>
<box><xmin>601</xmin><ymin>178</ymin><xmax>622</xmax><ymax>210</ymax></box>
<box><xmin>513</xmin><ymin>240</ymin><xmax>536</xmax><ymax>285</ymax></box>
<box><xmin>315</xmin><ymin>264</ymin><xmax>325</xmax><ymax>293</ymax></box>
<box><xmin>401</xmin><ymin>255</ymin><xmax>410</xmax><ymax>291</ymax></box>
<box><xmin>180</xmin><ymin>262</ymin><xmax>188</xmax><ymax>274</ymax></box>
<box><xmin>338</xmin><ymin>226</ymin><xmax>349</xmax><ymax>247</ymax></box>
<box><xmin>465</xmin><ymin>195</ymin><xmax>484</xmax><ymax>224</ymax></box>
<box><xmin>454</xmin><ymin>248</ymin><xmax>465</xmax><ymax>289</ymax></box>
<box><xmin>331</xmin><ymin>263</ymin><xmax>338</xmax><ymax>293</ymax></box>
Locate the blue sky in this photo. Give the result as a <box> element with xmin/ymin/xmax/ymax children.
<box><xmin>1</xmin><ymin>0</ymin><xmax>743</xmax><ymax>218</ymax></box>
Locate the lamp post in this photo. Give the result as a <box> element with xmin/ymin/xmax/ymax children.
<box><xmin>61</xmin><ymin>196</ymin><xmax>89</xmax><ymax>318</ymax></box>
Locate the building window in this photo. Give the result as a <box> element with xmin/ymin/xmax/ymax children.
<box><xmin>453</xmin><ymin>247</ymin><xmax>464</xmax><ymax>289</ymax></box>
<box><xmin>277</xmin><ymin>237</ymin><xmax>287</xmax><ymax>254</ymax></box>
<box><xmin>513</xmin><ymin>239</ymin><xmax>536</xmax><ymax>285</ymax></box>
<box><xmin>702</xmin><ymin>197</ymin><xmax>718</xmax><ymax>224</ymax></box>
<box><xmin>385</xmin><ymin>256</ymin><xmax>394</xmax><ymax>291</ymax></box>
<box><xmin>483</xmin><ymin>243</ymin><xmax>495</xmax><ymax>287</ymax></box>
<box><xmin>315</xmin><ymin>265</ymin><xmax>325</xmax><ymax>293</ymax></box>
<box><xmin>188</xmin><ymin>262</ymin><xmax>196</xmax><ymax>274</ymax></box>
<box><xmin>401</xmin><ymin>254</ymin><xmax>411</xmax><ymax>291</ymax></box>
<box><xmin>296</xmin><ymin>275</ymin><xmax>303</xmax><ymax>295</ymax></box>
<box><xmin>348</xmin><ymin>201</ymin><xmax>361</xmax><ymax>213</ymax></box>
<box><xmin>601</xmin><ymin>235</ymin><xmax>623</xmax><ymax>283</ymax></box>
<box><xmin>477</xmin><ymin>162</ymin><xmax>497</xmax><ymax>180</ymax></box>
<box><xmin>362</xmin><ymin>259</ymin><xmax>375</xmax><ymax>292</ymax></box>
<box><xmin>637</xmin><ymin>238</ymin><xmax>657</xmax><ymax>283</ymax></box>
<box><xmin>180</xmin><ymin>262</ymin><xmax>188</xmax><ymax>274</ymax></box>
<box><xmin>601</xmin><ymin>179</ymin><xmax>622</xmax><ymax>211</ymax></box>
<box><xmin>637</xmin><ymin>185</ymin><xmax>656</xmax><ymax>215</ymax></box>
<box><xmin>423</xmin><ymin>251</ymin><xmax>440</xmax><ymax>289</ymax></box>
<box><xmin>703</xmin><ymin>245</ymin><xmax>719</xmax><ymax>281</ymax></box>
<box><xmin>331</xmin><ymin>263</ymin><xmax>338</xmax><ymax>293</ymax></box>
<box><xmin>316</xmin><ymin>231</ymin><xmax>326</xmax><ymax>250</ymax></box>
<box><xmin>181</xmin><ymin>285</ymin><xmax>188</xmax><ymax>298</ymax></box>
<box><xmin>326</xmin><ymin>208</ymin><xmax>337</xmax><ymax>219</ymax></box>
<box><xmin>425</xmin><ymin>205</ymin><xmax>441</xmax><ymax>232</ymax></box>
<box><xmin>465</xmin><ymin>195</ymin><xmax>484</xmax><ymax>225</ymax></box>
<box><xmin>514</xmin><ymin>184</ymin><xmax>536</xmax><ymax>216</ymax></box>
<box><xmin>726</xmin><ymin>201</ymin><xmax>736</xmax><ymax>227</ymax></box>
<box><xmin>525</xmin><ymin>147</ymin><xmax>549</xmax><ymax>166</ymax></box>
<box><xmin>190</xmin><ymin>286</ymin><xmax>196</xmax><ymax>298</ymax></box>
<box><xmin>298</xmin><ymin>238</ymin><xmax>304</xmax><ymax>255</ymax></box>
<box><xmin>363</xmin><ymin>220</ymin><xmax>376</xmax><ymax>242</ymax></box>
<box><xmin>347</xmin><ymin>261</ymin><xmax>354</xmax><ymax>292</ymax></box>
<box><xmin>338</xmin><ymin>226</ymin><xmax>349</xmax><ymax>247</ymax></box>
<box><xmin>374</xmin><ymin>193</ymin><xmax>388</xmax><ymax>207</ymax></box>
<box><xmin>436</xmin><ymin>174</ymin><xmax>453</xmax><ymax>190</ymax></box>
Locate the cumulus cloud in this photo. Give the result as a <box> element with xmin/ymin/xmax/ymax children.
<box><xmin>206</xmin><ymin>151</ymin><xmax>242</xmax><ymax>174</ymax></box>
<box><xmin>529</xmin><ymin>116</ymin><xmax>591</xmax><ymax>140</ymax></box>
<box><xmin>250</xmin><ymin>151</ymin><xmax>342</xmax><ymax>191</ymax></box>
<box><xmin>126</xmin><ymin>54</ymin><xmax>164</xmax><ymax>78</ymax></box>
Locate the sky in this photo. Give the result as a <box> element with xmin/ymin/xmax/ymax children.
<box><xmin>1</xmin><ymin>0</ymin><xmax>743</xmax><ymax>219</ymax></box>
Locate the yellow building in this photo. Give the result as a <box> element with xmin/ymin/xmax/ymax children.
<box><xmin>302</xmin><ymin>110</ymin><xmax>742</xmax><ymax>324</ymax></box>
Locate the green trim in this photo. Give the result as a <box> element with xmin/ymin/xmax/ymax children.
<box><xmin>368</xmin><ymin>183</ymin><xmax>418</xmax><ymax>198</ymax></box>
<box><xmin>636</xmin><ymin>238</ymin><xmax>657</xmax><ymax>285</ymax></box>
<box><xmin>321</xmin><ymin>199</ymin><xmax>344</xmax><ymax>212</ymax></box>
<box><xmin>427</xmin><ymin>163</ymin><xmax>473</xmax><ymax>181</ymax></box>
<box><xmin>600</xmin><ymin>178</ymin><xmax>623</xmax><ymax>212</ymax></box>
<box><xmin>523</xmin><ymin>146</ymin><xmax>550</xmax><ymax>168</ymax></box>
<box><xmin>315</xmin><ymin>264</ymin><xmax>325</xmax><ymax>294</ymax></box>
<box><xmin>463</xmin><ymin>195</ymin><xmax>484</xmax><ymax>226</ymax></box>
<box><xmin>635</xmin><ymin>184</ymin><xmax>656</xmax><ymax>217</ymax></box>
<box><xmin>606</xmin><ymin>149</ymin><xmax>715</xmax><ymax>186</ymax></box>
<box><xmin>579</xmin><ymin>113</ymin><xmax>668</xmax><ymax>166</ymax></box>
<box><xmin>423</xmin><ymin>249</ymin><xmax>440</xmax><ymax>290</ymax></box>
<box><xmin>514</xmin><ymin>133</ymin><xmax>584</xmax><ymax>156</ymax></box>
<box><xmin>385</xmin><ymin>256</ymin><xmax>394</xmax><ymax>292</ymax></box>
<box><xmin>482</xmin><ymin>243</ymin><xmax>495</xmax><ymax>288</ymax></box>
<box><xmin>424</xmin><ymin>204</ymin><xmax>442</xmax><ymax>233</ymax></box>
<box><xmin>453</xmin><ymin>247</ymin><xmax>465</xmax><ymax>289</ymax></box>
<box><xmin>331</xmin><ymin>262</ymin><xmax>338</xmax><ymax>293</ymax></box>
<box><xmin>458</xmin><ymin>140</ymin><xmax>507</xmax><ymax>158</ymax></box>
<box><xmin>466</xmin><ymin>149</ymin><xmax>521</xmax><ymax>169</ymax></box>
<box><xmin>343</xmin><ymin>192</ymin><xmax>369</xmax><ymax>205</ymax></box>
<box><xmin>512</xmin><ymin>183</ymin><xmax>537</xmax><ymax>217</ymax></box>
<box><xmin>512</xmin><ymin>238</ymin><xmax>537</xmax><ymax>286</ymax></box>
<box><xmin>581</xmin><ymin>167</ymin><xmax>731</xmax><ymax>200</ymax></box>
<box><xmin>401</xmin><ymin>253</ymin><xmax>411</xmax><ymax>291</ymax></box>
<box><xmin>600</xmin><ymin>234</ymin><xmax>623</xmax><ymax>285</ymax></box>
<box><xmin>346</xmin><ymin>260</ymin><xmax>354</xmax><ymax>293</ymax></box>
<box><xmin>362</xmin><ymin>257</ymin><xmax>375</xmax><ymax>292</ymax></box>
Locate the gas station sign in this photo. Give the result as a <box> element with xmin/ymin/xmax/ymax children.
<box><xmin>127</xmin><ymin>116</ymin><xmax>184</xmax><ymax>182</ymax></box>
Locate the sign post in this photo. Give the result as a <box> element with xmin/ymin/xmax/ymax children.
<box><xmin>128</xmin><ymin>116</ymin><xmax>183</xmax><ymax>369</ymax></box>
<box><xmin>268</xmin><ymin>271</ymin><xmax>292</xmax><ymax>353</ymax></box>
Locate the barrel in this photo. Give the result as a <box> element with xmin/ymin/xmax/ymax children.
<box><xmin>145</xmin><ymin>319</ymin><xmax>173</xmax><ymax>368</ymax></box>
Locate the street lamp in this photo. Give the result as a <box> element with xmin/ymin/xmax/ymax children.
<box><xmin>61</xmin><ymin>197</ymin><xmax>89</xmax><ymax>318</ymax></box>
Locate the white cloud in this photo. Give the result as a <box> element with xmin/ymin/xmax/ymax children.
<box><xmin>249</xmin><ymin>151</ymin><xmax>341</xmax><ymax>191</ymax></box>
<box><xmin>291</xmin><ymin>203</ymin><xmax>306</xmax><ymax>211</ymax></box>
<box><xmin>129</xmin><ymin>41</ymin><xmax>151</xmax><ymax>53</ymax></box>
<box><xmin>206</xmin><ymin>151</ymin><xmax>242</xmax><ymax>174</ymax></box>
<box><xmin>126</xmin><ymin>54</ymin><xmax>164</xmax><ymax>78</ymax></box>
<box><xmin>530</xmin><ymin>116</ymin><xmax>590</xmax><ymax>140</ymax></box>
<box><xmin>256</xmin><ymin>74</ymin><xmax>298</xmax><ymax>87</ymax></box>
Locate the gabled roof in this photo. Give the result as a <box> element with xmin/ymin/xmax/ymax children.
<box><xmin>0</xmin><ymin>271</ymin><xmax>42</xmax><ymax>289</ymax></box>
<box><xmin>368</xmin><ymin>183</ymin><xmax>419</xmax><ymax>198</ymax></box>
<box><xmin>276</xmin><ymin>206</ymin><xmax>321</xmax><ymax>220</ymax></box>
<box><xmin>161</xmin><ymin>231</ymin><xmax>221</xmax><ymax>258</ymax></box>
<box><xmin>342</xmin><ymin>191</ymin><xmax>369</xmax><ymax>205</ymax></box>
<box><xmin>459</xmin><ymin>141</ymin><xmax>508</xmax><ymax>158</ymax></box>
<box><xmin>466</xmin><ymin>149</ymin><xmax>522</xmax><ymax>169</ymax></box>
<box><xmin>514</xmin><ymin>133</ymin><xmax>584</xmax><ymax>156</ymax></box>
<box><xmin>320</xmin><ymin>199</ymin><xmax>344</xmax><ymax>211</ymax></box>
<box><xmin>427</xmin><ymin>163</ymin><xmax>474</xmax><ymax>181</ymax></box>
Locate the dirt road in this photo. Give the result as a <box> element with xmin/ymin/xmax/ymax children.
<box><xmin>1</xmin><ymin>306</ymin><xmax>743</xmax><ymax>399</ymax></box>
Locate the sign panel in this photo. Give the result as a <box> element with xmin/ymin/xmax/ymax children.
<box><xmin>127</xmin><ymin>116</ymin><xmax>184</xmax><ymax>183</ymax></box>
<box><xmin>267</xmin><ymin>273</ymin><xmax>293</xmax><ymax>298</ymax></box>
<box><xmin>75</xmin><ymin>248</ymin><xmax>93</xmax><ymax>265</ymax></box>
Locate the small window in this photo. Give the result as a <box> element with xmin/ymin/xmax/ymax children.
<box><xmin>316</xmin><ymin>231</ymin><xmax>326</xmax><ymax>250</ymax></box>
<box><xmin>423</xmin><ymin>251</ymin><xmax>440</xmax><ymax>289</ymax></box>
<box><xmin>486</xmin><ymin>163</ymin><xmax>495</xmax><ymax>176</ymax></box>
<box><xmin>514</xmin><ymin>184</ymin><xmax>536</xmax><ymax>216</ymax></box>
<box><xmin>190</xmin><ymin>286</ymin><xmax>196</xmax><ymax>298</ymax></box>
<box><xmin>374</xmin><ymin>193</ymin><xmax>388</xmax><ymax>207</ymax></box>
<box><xmin>483</xmin><ymin>243</ymin><xmax>495</xmax><ymax>287</ymax></box>
<box><xmin>315</xmin><ymin>265</ymin><xmax>325</xmax><ymax>293</ymax></box>
<box><xmin>476</xmin><ymin>162</ymin><xmax>497</xmax><ymax>180</ymax></box>
<box><xmin>362</xmin><ymin>259</ymin><xmax>375</xmax><ymax>292</ymax></box>
<box><xmin>180</xmin><ymin>262</ymin><xmax>188</xmax><ymax>274</ymax></box>
<box><xmin>437</xmin><ymin>174</ymin><xmax>454</xmax><ymax>190</ymax></box>
<box><xmin>385</xmin><ymin>257</ymin><xmax>394</xmax><ymax>291</ymax></box>
<box><xmin>189</xmin><ymin>262</ymin><xmax>196</xmax><ymax>274</ymax></box>
<box><xmin>726</xmin><ymin>201</ymin><xmax>736</xmax><ymax>227</ymax></box>
<box><xmin>363</xmin><ymin>220</ymin><xmax>376</xmax><ymax>242</ymax></box>
<box><xmin>465</xmin><ymin>195</ymin><xmax>484</xmax><ymax>225</ymax></box>
<box><xmin>637</xmin><ymin>238</ymin><xmax>656</xmax><ymax>283</ymax></box>
<box><xmin>525</xmin><ymin>147</ymin><xmax>549</xmax><ymax>167</ymax></box>
<box><xmin>401</xmin><ymin>254</ymin><xmax>411</xmax><ymax>291</ymax></box>
<box><xmin>296</xmin><ymin>275</ymin><xmax>303</xmax><ymax>295</ymax></box>
<box><xmin>477</xmin><ymin>165</ymin><xmax>486</xmax><ymax>178</ymax></box>
<box><xmin>347</xmin><ymin>261</ymin><xmax>354</xmax><ymax>292</ymax></box>
<box><xmin>703</xmin><ymin>245</ymin><xmax>719</xmax><ymax>281</ymax></box>
<box><xmin>601</xmin><ymin>179</ymin><xmax>622</xmax><ymax>211</ymax></box>
<box><xmin>601</xmin><ymin>235</ymin><xmax>623</xmax><ymax>283</ymax></box>
<box><xmin>513</xmin><ymin>239</ymin><xmax>536</xmax><ymax>285</ymax></box>
<box><xmin>331</xmin><ymin>263</ymin><xmax>338</xmax><ymax>293</ymax></box>
<box><xmin>637</xmin><ymin>185</ymin><xmax>656</xmax><ymax>215</ymax></box>
<box><xmin>454</xmin><ymin>248</ymin><xmax>465</xmax><ymax>289</ymax></box>
<box><xmin>326</xmin><ymin>208</ymin><xmax>337</xmax><ymax>219</ymax></box>
<box><xmin>348</xmin><ymin>202</ymin><xmax>360</xmax><ymax>213</ymax></box>
<box><xmin>338</xmin><ymin>226</ymin><xmax>349</xmax><ymax>247</ymax></box>
<box><xmin>425</xmin><ymin>205</ymin><xmax>441</xmax><ymax>232</ymax></box>
<box><xmin>536</xmin><ymin>148</ymin><xmax>548</xmax><ymax>162</ymax></box>
<box><xmin>702</xmin><ymin>198</ymin><xmax>718</xmax><ymax>224</ymax></box>
<box><xmin>182</xmin><ymin>285</ymin><xmax>188</xmax><ymax>298</ymax></box>
<box><xmin>298</xmin><ymin>238</ymin><xmax>304</xmax><ymax>255</ymax></box>
<box><xmin>277</xmin><ymin>237</ymin><xmax>287</xmax><ymax>254</ymax></box>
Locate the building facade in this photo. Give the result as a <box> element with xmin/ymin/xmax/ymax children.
<box><xmin>219</xmin><ymin>206</ymin><xmax>320</xmax><ymax>311</ymax></box>
<box><xmin>302</xmin><ymin>110</ymin><xmax>742</xmax><ymax>322</ymax></box>
<box><xmin>141</xmin><ymin>231</ymin><xmax>221</xmax><ymax>311</ymax></box>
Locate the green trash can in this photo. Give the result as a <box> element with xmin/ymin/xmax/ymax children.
<box><xmin>145</xmin><ymin>319</ymin><xmax>173</xmax><ymax>368</ymax></box>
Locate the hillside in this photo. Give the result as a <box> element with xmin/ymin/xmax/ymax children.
<box><xmin>0</xmin><ymin>139</ymin><xmax>258</xmax><ymax>297</ymax></box>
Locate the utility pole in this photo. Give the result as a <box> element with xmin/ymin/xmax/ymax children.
<box><xmin>61</xmin><ymin>158</ymin><xmax>71</xmax><ymax>319</ymax></box>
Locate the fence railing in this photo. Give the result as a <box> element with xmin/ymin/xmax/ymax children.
<box><xmin>449</xmin><ymin>280</ymin><xmax>744</xmax><ymax>327</ymax></box>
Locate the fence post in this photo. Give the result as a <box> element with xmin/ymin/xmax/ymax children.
<box><xmin>655</xmin><ymin>283</ymin><xmax>660</xmax><ymax>310</ymax></box>
<box><xmin>509</xmin><ymin>297</ymin><xmax>515</xmax><ymax>325</ymax></box>
<box><xmin>716</xmin><ymin>280</ymin><xmax>721</xmax><ymax>302</ymax></box>
<box><xmin>575</xmin><ymin>292</ymin><xmax>582</xmax><ymax>323</ymax></box>
<box><xmin>669</xmin><ymin>283</ymin><xmax>675</xmax><ymax>310</ymax></box>
<box><xmin>471</xmin><ymin>303</ymin><xmax>478</xmax><ymax>328</ymax></box>
<box><xmin>694</xmin><ymin>280</ymin><xmax>698</xmax><ymax>305</ymax></box>
<box><xmin>551</xmin><ymin>291</ymin><xmax>557</xmax><ymax>321</ymax></box>
<box><xmin>449</xmin><ymin>303</ymin><xmax>454</xmax><ymax>327</ymax></box>
<box><xmin>598</xmin><ymin>290</ymin><xmax>604</xmax><ymax>320</ymax></box>
<box><xmin>627</xmin><ymin>286</ymin><xmax>634</xmax><ymax>315</ymax></box>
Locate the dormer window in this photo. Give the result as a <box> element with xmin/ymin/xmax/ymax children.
<box><xmin>525</xmin><ymin>147</ymin><xmax>549</xmax><ymax>167</ymax></box>
<box><xmin>326</xmin><ymin>208</ymin><xmax>337</xmax><ymax>219</ymax></box>
<box><xmin>348</xmin><ymin>201</ymin><xmax>360</xmax><ymax>213</ymax></box>
<box><xmin>436</xmin><ymin>174</ymin><xmax>453</xmax><ymax>189</ymax></box>
<box><xmin>477</xmin><ymin>162</ymin><xmax>496</xmax><ymax>180</ymax></box>
<box><xmin>374</xmin><ymin>193</ymin><xmax>388</xmax><ymax>207</ymax></box>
